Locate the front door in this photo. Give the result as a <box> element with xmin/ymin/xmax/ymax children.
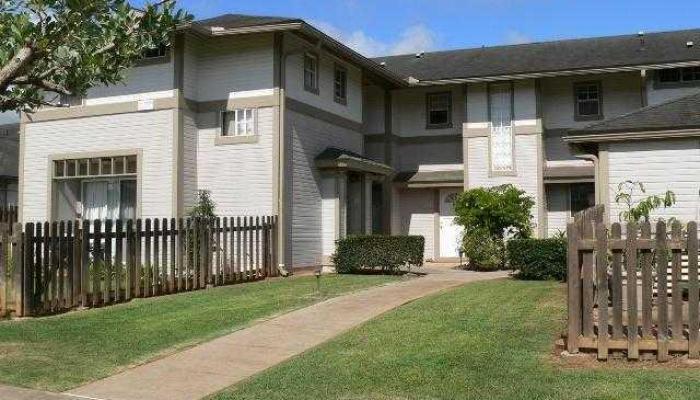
<box><xmin>439</xmin><ymin>189</ymin><xmax>462</xmax><ymax>259</ymax></box>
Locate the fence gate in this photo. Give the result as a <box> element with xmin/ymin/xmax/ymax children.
<box><xmin>567</xmin><ymin>205</ymin><xmax>700</xmax><ymax>361</ymax></box>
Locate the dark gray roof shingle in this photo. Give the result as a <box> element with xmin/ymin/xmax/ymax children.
<box><xmin>373</xmin><ymin>29</ymin><xmax>700</xmax><ymax>81</ymax></box>
<box><xmin>194</xmin><ymin>14</ymin><xmax>301</xmax><ymax>30</ymax></box>
<box><xmin>569</xmin><ymin>91</ymin><xmax>700</xmax><ymax>135</ymax></box>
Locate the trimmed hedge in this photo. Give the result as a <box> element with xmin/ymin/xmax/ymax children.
<box><xmin>333</xmin><ymin>235</ymin><xmax>425</xmax><ymax>274</ymax></box>
<box><xmin>507</xmin><ymin>238</ymin><xmax>567</xmax><ymax>281</ymax></box>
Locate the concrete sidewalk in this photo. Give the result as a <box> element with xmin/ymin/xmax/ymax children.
<box><xmin>67</xmin><ymin>268</ymin><xmax>507</xmax><ymax>400</ymax></box>
<box><xmin>0</xmin><ymin>385</ymin><xmax>81</xmax><ymax>400</ymax></box>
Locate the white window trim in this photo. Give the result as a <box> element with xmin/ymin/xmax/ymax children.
<box><xmin>304</xmin><ymin>52</ymin><xmax>320</xmax><ymax>94</ymax></box>
<box><xmin>216</xmin><ymin>108</ymin><xmax>260</xmax><ymax>146</ymax></box>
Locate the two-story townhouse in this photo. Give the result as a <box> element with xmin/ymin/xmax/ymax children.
<box><xmin>376</xmin><ymin>28</ymin><xmax>700</xmax><ymax>256</ymax></box>
<box><xmin>18</xmin><ymin>14</ymin><xmax>405</xmax><ymax>272</ymax></box>
<box><xmin>0</xmin><ymin>112</ymin><xmax>19</xmax><ymax>208</ymax></box>
<box><xmin>17</xmin><ymin>13</ymin><xmax>700</xmax><ymax>270</ymax></box>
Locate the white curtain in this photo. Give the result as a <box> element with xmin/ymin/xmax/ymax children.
<box><xmin>56</xmin><ymin>181</ymin><xmax>80</xmax><ymax>221</ymax></box>
<box><xmin>83</xmin><ymin>180</ymin><xmax>120</xmax><ymax>221</ymax></box>
<box><xmin>119</xmin><ymin>180</ymin><xmax>136</xmax><ymax>220</ymax></box>
<box><xmin>490</xmin><ymin>83</ymin><xmax>514</xmax><ymax>172</ymax></box>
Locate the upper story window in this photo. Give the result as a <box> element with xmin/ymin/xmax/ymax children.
<box><xmin>574</xmin><ymin>81</ymin><xmax>603</xmax><ymax>121</ymax></box>
<box><xmin>143</xmin><ymin>45</ymin><xmax>168</xmax><ymax>59</ymax></box>
<box><xmin>657</xmin><ymin>67</ymin><xmax>700</xmax><ymax>84</ymax></box>
<box><xmin>222</xmin><ymin>108</ymin><xmax>256</xmax><ymax>137</ymax></box>
<box><xmin>334</xmin><ymin>64</ymin><xmax>348</xmax><ymax>105</ymax></box>
<box><xmin>489</xmin><ymin>83</ymin><xmax>514</xmax><ymax>173</ymax></box>
<box><xmin>304</xmin><ymin>53</ymin><xmax>319</xmax><ymax>94</ymax></box>
<box><xmin>426</xmin><ymin>92</ymin><xmax>452</xmax><ymax>129</ymax></box>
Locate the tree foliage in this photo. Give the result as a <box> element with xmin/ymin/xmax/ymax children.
<box><xmin>454</xmin><ymin>184</ymin><xmax>535</xmax><ymax>240</ymax></box>
<box><xmin>0</xmin><ymin>0</ymin><xmax>192</xmax><ymax>112</ymax></box>
<box><xmin>614</xmin><ymin>180</ymin><xmax>676</xmax><ymax>223</ymax></box>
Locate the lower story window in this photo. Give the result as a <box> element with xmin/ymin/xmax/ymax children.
<box><xmin>53</xmin><ymin>155</ymin><xmax>137</xmax><ymax>221</ymax></box>
<box><xmin>0</xmin><ymin>181</ymin><xmax>17</xmax><ymax>207</ymax></box>
<box><xmin>570</xmin><ymin>182</ymin><xmax>595</xmax><ymax>215</ymax></box>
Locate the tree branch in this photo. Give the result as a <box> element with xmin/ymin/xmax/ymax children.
<box><xmin>0</xmin><ymin>46</ymin><xmax>35</xmax><ymax>91</ymax></box>
<box><xmin>12</xmin><ymin>76</ymin><xmax>71</xmax><ymax>95</ymax></box>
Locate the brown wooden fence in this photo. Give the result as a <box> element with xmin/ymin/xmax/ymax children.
<box><xmin>0</xmin><ymin>216</ymin><xmax>277</xmax><ymax>317</ymax></box>
<box><xmin>567</xmin><ymin>205</ymin><xmax>700</xmax><ymax>361</ymax></box>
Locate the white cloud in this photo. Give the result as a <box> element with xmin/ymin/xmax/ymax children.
<box><xmin>504</xmin><ymin>30</ymin><xmax>533</xmax><ymax>45</ymax></box>
<box><xmin>311</xmin><ymin>21</ymin><xmax>437</xmax><ymax>57</ymax></box>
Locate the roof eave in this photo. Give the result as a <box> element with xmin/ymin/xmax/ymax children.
<box><xmin>565</xmin><ymin>127</ymin><xmax>700</xmax><ymax>144</ymax></box>
<box><xmin>408</xmin><ymin>60</ymin><xmax>700</xmax><ymax>86</ymax></box>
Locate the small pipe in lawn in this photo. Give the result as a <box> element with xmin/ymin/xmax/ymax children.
<box><xmin>314</xmin><ymin>268</ymin><xmax>322</xmax><ymax>295</ymax></box>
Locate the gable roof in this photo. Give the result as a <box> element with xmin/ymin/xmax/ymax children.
<box><xmin>566</xmin><ymin>91</ymin><xmax>700</xmax><ymax>142</ymax></box>
<box><xmin>315</xmin><ymin>147</ymin><xmax>393</xmax><ymax>175</ymax></box>
<box><xmin>373</xmin><ymin>29</ymin><xmax>700</xmax><ymax>83</ymax></box>
<box><xmin>184</xmin><ymin>14</ymin><xmax>407</xmax><ymax>87</ymax></box>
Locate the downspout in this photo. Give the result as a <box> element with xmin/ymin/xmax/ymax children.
<box><xmin>573</xmin><ymin>146</ymin><xmax>604</xmax><ymax>215</ymax></box>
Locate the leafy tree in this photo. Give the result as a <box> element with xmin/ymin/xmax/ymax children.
<box><xmin>615</xmin><ymin>180</ymin><xmax>676</xmax><ymax>223</ymax></box>
<box><xmin>0</xmin><ymin>0</ymin><xmax>192</xmax><ymax>112</ymax></box>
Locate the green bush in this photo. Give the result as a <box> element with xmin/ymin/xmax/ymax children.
<box><xmin>333</xmin><ymin>235</ymin><xmax>424</xmax><ymax>274</ymax></box>
<box><xmin>462</xmin><ymin>231</ymin><xmax>504</xmax><ymax>271</ymax></box>
<box><xmin>507</xmin><ymin>238</ymin><xmax>567</xmax><ymax>281</ymax></box>
<box><xmin>454</xmin><ymin>184</ymin><xmax>534</xmax><ymax>270</ymax></box>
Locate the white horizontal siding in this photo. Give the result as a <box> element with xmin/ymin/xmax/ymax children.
<box><xmin>195</xmin><ymin>107</ymin><xmax>274</xmax><ymax>216</ymax></box>
<box><xmin>608</xmin><ymin>138</ymin><xmax>700</xmax><ymax>223</ymax></box>
<box><xmin>288</xmin><ymin>110</ymin><xmax>364</xmax><ymax>268</ymax></box>
<box><xmin>397</xmin><ymin>189</ymin><xmax>435</xmax><ymax>260</ymax></box>
<box><xmin>23</xmin><ymin>110</ymin><xmax>174</xmax><ymax>222</ymax></box>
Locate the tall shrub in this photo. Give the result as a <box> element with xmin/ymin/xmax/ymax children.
<box><xmin>454</xmin><ymin>184</ymin><xmax>534</xmax><ymax>270</ymax></box>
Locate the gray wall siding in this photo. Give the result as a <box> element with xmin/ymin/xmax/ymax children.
<box><xmin>540</xmin><ymin>72</ymin><xmax>642</xmax><ymax>130</ymax></box>
<box><xmin>182</xmin><ymin>109</ymin><xmax>198</xmax><ymax>212</ymax></box>
<box><xmin>392</xmin><ymin>85</ymin><xmax>465</xmax><ymax>138</ymax></box>
<box><xmin>0</xmin><ymin>124</ymin><xmax>19</xmax><ymax>178</ymax></box>
<box><xmin>546</xmin><ymin>183</ymin><xmax>570</xmax><ymax>237</ymax></box>
<box><xmin>397</xmin><ymin>188</ymin><xmax>435</xmax><ymax>260</ymax></box>
<box><xmin>396</xmin><ymin>140</ymin><xmax>462</xmax><ymax>172</ymax></box>
<box><xmin>287</xmin><ymin>110</ymin><xmax>364</xmax><ymax>268</ymax></box>
<box><xmin>608</xmin><ymin>138</ymin><xmax>700</xmax><ymax>223</ymax></box>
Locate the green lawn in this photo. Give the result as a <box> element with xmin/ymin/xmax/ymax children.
<box><xmin>213</xmin><ymin>279</ymin><xmax>700</xmax><ymax>400</ymax></box>
<box><xmin>0</xmin><ymin>274</ymin><xmax>402</xmax><ymax>391</ymax></box>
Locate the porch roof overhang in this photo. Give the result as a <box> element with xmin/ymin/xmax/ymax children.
<box><xmin>315</xmin><ymin>147</ymin><xmax>393</xmax><ymax>176</ymax></box>
<box><xmin>543</xmin><ymin>165</ymin><xmax>595</xmax><ymax>184</ymax></box>
<box><xmin>394</xmin><ymin>170</ymin><xmax>464</xmax><ymax>188</ymax></box>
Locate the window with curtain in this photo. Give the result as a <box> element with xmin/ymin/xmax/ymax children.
<box><xmin>426</xmin><ymin>92</ymin><xmax>452</xmax><ymax>128</ymax></box>
<box><xmin>222</xmin><ymin>108</ymin><xmax>256</xmax><ymax>137</ymax></box>
<box><xmin>53</xmin><ymin>155</ymin><xmax>137</xmax><ymax>221</ymax></box>
<box><xmin>489</xmin><ymin>83</ymin><xmax>514</xmax><ymax>173</ymax></box>
<box><xmin>334</xmin><ymin>64</ymin><xmax>348</xmax><ymax>104</ymax></box>
<box><xmin>574</xmin><ymin>82</ymin><xmax>602</xmax><ymax>120</ymax></box>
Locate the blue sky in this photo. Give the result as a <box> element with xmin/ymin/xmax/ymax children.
<box><xmin>168</xmin><ymin>0</ymin><xmax>700</xmax><ymax>57</ymax></box>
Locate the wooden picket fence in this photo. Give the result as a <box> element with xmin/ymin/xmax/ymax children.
<box><xmin>0</xmin><ymin>216</ymin><xmax>278</xmax><ymax>317</ymax></box>
<box><xmin>567</xmin><ymin>205</ymin><xmax>700</xmax><ymax>361</ymax></box>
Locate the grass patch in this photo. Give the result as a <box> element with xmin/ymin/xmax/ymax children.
<box><xmin>213</xmin><ymin>279</ymin><xmax>700</xmax><ymax>400</ymax></box>
<box><xmin>0</xmin><ymin>274</ymin><xmax>402</xmax><ymax>391</ymax></box>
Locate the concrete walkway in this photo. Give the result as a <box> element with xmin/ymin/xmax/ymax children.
<box><xmin>66</xmin><ymin>268</ymin><xmax>507</xmax><ymax>400</ymax></box>
<box><xmin>0</xmin><ymin>385</ymin><xmax>81</xmax><ymax>400</ymax></box>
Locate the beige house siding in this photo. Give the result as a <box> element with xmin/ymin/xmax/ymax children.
<box><xmin>607</xmin><ymin>138</ymin><xmax>700</xmax><ymax>224</ymax></box>
<box><xmin>181</xmin><ymin>109</ymin><xmax>198</xmax><ymax>212</ymax></box>
<box><xmin>22</xmin><ymin>110</ymin><xmax>175</xmax><ymax>222</ymax></box>
<box><xmin>287</xmin><ymin>110</ymin><xmax>364</xmax><ymax>268</ymax></box>
<box><xmin>194</xmin><ymin>108</ymin><xmax>275</xmax><ymax>216</ymax></box>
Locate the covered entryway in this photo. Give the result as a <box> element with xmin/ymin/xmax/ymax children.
<box><xmin>315</xmin><ymin>147</ymin><xmax>393</xmax><ymax>268</ymax></box>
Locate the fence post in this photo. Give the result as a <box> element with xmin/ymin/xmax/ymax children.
<box><xmin>595</xmin><ymin>221</ymin><xmax>609</xmax><ymax>360</ymax></box>
<box><xmin>0</xmin><ymin>224</ymin><xmax>8</xmax><ymax>317</ymax></box>
<box><xmin>566</xmin><ymin>221</ymin><xmax>580</xmax><ymax>354</ymax></box>
<box><xmin>626</xmin><ymin>222</ymin><xmax>639</xmax><ymax>360</ymax></box>
<box><xmin>11</xmin><ymin>223</ymin><xmax>23</xmax><ymax>317</ymax></box>
<box><xmin>656</xmin><ymin>220</ymin><xmax>669</xmax><ymax>362</ymax></box>
<box><xmin>21</xmin><ymin>223</ymin><xmax>34</xmax><ymax>317</ymax></box>
<box><xmin>689</xmin><ymin>221</ymin><xmax>699</xmax><ymax>359</ymax></box>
